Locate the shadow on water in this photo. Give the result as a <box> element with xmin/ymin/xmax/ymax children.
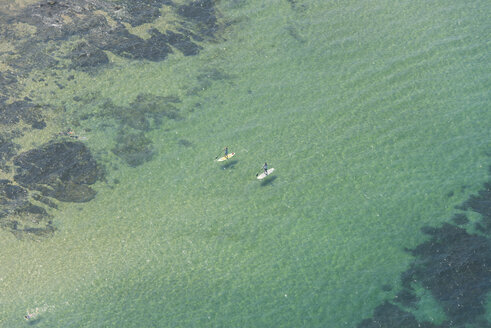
<box><xmin>260</xmin><ymin>175</ymin><xmax>277</xmax><ymax>187</ymax></box>
<box><xmin>27</xmin><ymin>317</ymin><xmax>42</xmax><ymax>325</ymax></box>
<box><xmin>221</xmin><ymin>160</ymin><xmax>238</xmax><ymax>170</ymax></box>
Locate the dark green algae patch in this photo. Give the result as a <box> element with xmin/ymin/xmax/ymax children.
<box><xmin>358</xmin><ymin>167</ymin><xmax>491</xmax><ymax>328</ymax></box>
<box><xmin>0</xmin><ymin>0</ymin><xmax>227</xmax><ymax>238</ymax></box>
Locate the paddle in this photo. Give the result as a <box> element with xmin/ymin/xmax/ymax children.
<box><xmin>215</xmin><ymin>150</ymin><xmax>223</xmax><ymax>160</ymax></box>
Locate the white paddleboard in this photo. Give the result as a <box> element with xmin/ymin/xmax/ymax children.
<box><xmin>257</xmin><ymin>168</ymin><xmax>275</xmax><ymax>180</ymax></box>
<box><xmin>216</xmin><ymin>152</ymin><xmax>235</xmax><ymax>162</ymax></box>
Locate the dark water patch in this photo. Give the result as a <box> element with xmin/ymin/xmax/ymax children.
<box><xmin>13</xmin><ymin>141</ymin><xmax>103</xmax><ymax>202</ymax></box>
<box><xmin>178</xmin><ymin>139</ymin><xmax>193</xmax><ymax>147</ymax></box>
<box><xmin>127</xmin><ymin>93</ymin><xmax>181</xmax><ymax>130</ymax></box>
<box><xmin>187</xmin><ymin>67</ymin><xmax>234</xmax><ymax>95</ymax></box>
<box><xmin>358</xmin><ymin>166</ymin><xmax>491</xmax><ymax>327</ymax></box>
<box><xmin>112</xmin><ymin>130</ymin><xmax>154</xmax><ymax>167</ymax></box>
<box><xmin>69</xmin><ymin>93</ymin><xmax>181</xmax><ymax>166</ymax></box>
<box><xmin>285</xmin><ymin>24</ymin><xmax>305</xmax><ymax>43</ymax></box>
<box><xmin>381</xmin><ymin>284</ymin><xmax>392</xmax><ymax>292</ymax></box>
<box><xmin>260</xmin><ymin>175</ymin><xmax>277</xmax><ymax>187</ymax></box>
<box><xmin>80</xmin><ymin>92</ymin><xmax>181</xmax><ymax>133</ymax></box>
<box><xmin>286</xmin><ymin>0</ymin><xmax>307</xmax><ymax>12</ymax></box>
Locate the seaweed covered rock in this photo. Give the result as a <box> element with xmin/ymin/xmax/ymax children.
<box><xmin>0</xmin><ymin>133</ymin><xmax>20</xmax><ymax>172</ymax></box>
<box><xmin>13</xmin><ymin>141</ymin><xmax>103</xmax><ymax>202</ymax></box>
<box><xmin>112</xmin><ymin>130</ymin><xmax>154</xmax><ymax>167</ymax></box>
<box><xmin>0</xmin><ymin>100</ymin><xmax>46</xmax><ymax>129</ymax></box>
<box><xmin>0</xmin><ymin>179</ymin><xmax>55</xmax><ymax>238</ymax></box>
<box><xmin>69</xmin><ymin>41</ymin><xmax>109</xmax><ymax>70</ymax></box>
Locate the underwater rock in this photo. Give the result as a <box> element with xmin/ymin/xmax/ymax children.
<box><xmin>460</xmin><ymin>180</ymin><xmax>491</xmax><ymax>234</ymax></box>
<box><xmin>358</xmin><ymin>167</ymin><xmax>491</xmax><ymax>327</ymax></box>
<box><xmin>6</xmin><ymin>0</ymin><xmax>223</xmax><ymax>72</ymax></box>
<box><xmin>165</xmin><ymin>29</ymin><xmax>201</xmax><ymax>56</ymax></box>
<box><xmin>0</xmin><ymin>179</ymin><xmax>55</xmax><ymax>238</ymax></box>
<box><xmin>357</xmin><ymin>301</ymin><xmax>437</xmax><ymax>328</ymax></box>
<box><xmin>452</xmin><ymin>213</ymin><xmax>469</xmax><ymax>225</ymax></box>
<box><xmin>177</xmin><ymin>0</ymin><xmax>219</xmax><ymax>37</ymax></box>
<box><xmin>112</xmin><ymin>130</ymin><xmax>154</xmax><ymax>167</ymax></box>
<box><xmin>0</xmin><ymin>133</ymin><xmax>20</xmax><ymax>172</ymax></box>
<box><xmin>408</xmin><ymin>223</ymin><xmax>491</xmax><ymax>325</ymax></box>
<box><xmin>0</xmin><ymin>101</ymin><xmax>46</xmax><ymax>129</ymax></box>
<box><xmin>393</xmin><ymin>289</ymin><xmax>419</xmax><ymax>308</ymax></box>
<box><xmin>13</xmin><ymin>140</ymin><xmax>103</xmax><ymax>202</ymax></box>
<box><xmin>69</xmin><ymin>41</ymin><xmax>109</xmax><ymax>70</ymax></box>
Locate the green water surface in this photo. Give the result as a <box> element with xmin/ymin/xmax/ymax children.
<box><xmin>1</xmin><ymin>0</ymin><xmax>490</xmax><ymax>327</ymax></box>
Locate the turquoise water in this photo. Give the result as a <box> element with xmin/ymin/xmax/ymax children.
<box><xmin>0</xmin><ymin>0</ymin><xmax>490</xmax><ymax>327</ymax></box>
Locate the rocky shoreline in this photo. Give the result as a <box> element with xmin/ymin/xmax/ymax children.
<box><xmin>0</xmin><ymin>0</ymin><xmax>225</xmax><ymax>238</ymax></box>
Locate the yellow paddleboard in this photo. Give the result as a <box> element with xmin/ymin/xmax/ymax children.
<box><xmin>216</xmin><ymin>152</ymin><xmax>235</xmax><ymax>162</ymax></box>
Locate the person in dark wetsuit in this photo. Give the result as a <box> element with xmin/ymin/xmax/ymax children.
<box><xmin>224</xmin><ymin>147</ymin><xmax>229</xmax><ymax>158</ymax></box>
<box><xmin>263</xmin><ymin>162</ymin><xmax>268</xmax><ymax>175</ymax></box>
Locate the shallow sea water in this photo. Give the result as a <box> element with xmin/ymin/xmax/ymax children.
<box><xmin>0</xmin><ymin>0</ymin><xmax>490</xmax><ymax>327</ymax></box>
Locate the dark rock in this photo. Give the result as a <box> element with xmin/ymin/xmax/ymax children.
<box><xmin>69</xmin><ymin>41</ymin><xmax>109</xmax><ymax>70</ymax></box>
<box><xmin>13</xmin><ymin>141</ymin><xmax>103</xmax><ymax>202</ymax></box>
<box><xmin>32</xmin><ymin>193</ymin><xmax>58</xmax><ymax>209</ymax></box>
<box><xmin>0</xmin><ymin>179</ymin><xmax>54</xmax><ymax>238</ymax></box>
<box><xmin>0</xmin><ymin>133</ymin><xmax>20</xmax><ymax>171</ymax></box>
<box><xmin>177</xmin><ymin>0</ymin><xmax>218</xmax><ymax>37</ymax></box>
<box><xmin>165</xmin><ymin>29</ymin><xmax>201</xmax><ymax>56</ymax></box>
<box><xmin>0</xmin><ymin>101</ymin><xmax>46</xmax><ymax>129</ymax></box>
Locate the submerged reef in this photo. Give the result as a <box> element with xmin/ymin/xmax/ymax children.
<box><xmin>0</xmin><ymin>0</ymin><xmax>222</xmax><ymax>76</ymax></box>
<box><xmin>0</xmin><ymin>179</ymin><xmax>55</xmax><ymax>239</ymax></box>
<box><xmin>13</xmin><ymin>141</ymin><xmax>104</xmax><ymax>203</ymax></box>
<box><xmin>0</xmin><ymin>0</ymin><xmax>227</xmax><ymax>237</ymax></box>
<box><xmin>0</xmin><ymin>140</ymin><xmax>103</xmax><ymax>238</ymax></box>
<box><xmin>358</xmin><ymin>167</ymin><xmax>491</xmax><ymax>327</ymax></box>
<box><xmin>112</xmin><ymin>130</ymin><xmax>154</xmax><ymax>167</ymax></box>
